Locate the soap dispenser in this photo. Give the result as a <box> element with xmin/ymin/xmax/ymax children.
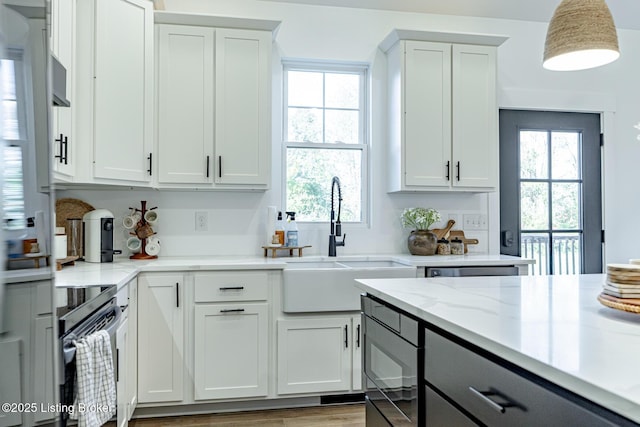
<box><xmin>285</xmin><ymin>211</ymin><xmax>298</xmax><ymax>247</ymax></box>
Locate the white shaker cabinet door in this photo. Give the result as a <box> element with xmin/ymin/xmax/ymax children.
<box><xmin>137</xmin><ymin>274</ymin><xmax>184</xmax><ymax>403</ymax></box>
<box><xmin>451</xmin><ymin>44</ymin><xmax>498</xmax><ymax>189</ymax></box>
<box><xmin>214</xmin><ymin>29</ymin><xmax>271</xmax><ymax>186</ymax></box>
<box><xmin>157</xmin><ymin>25</ymin><xmax>214</xmax><ymax>184</ymax></box>
<box><xmin>93</xmin><ymin>0</ymin><xmax>153</xmax><ymax>183</ymax></box>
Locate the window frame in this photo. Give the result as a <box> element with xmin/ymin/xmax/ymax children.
<box><xmin>282</xmin><ymin>59</ymin><xmax>370</xmax><ymax>225</ymax></box>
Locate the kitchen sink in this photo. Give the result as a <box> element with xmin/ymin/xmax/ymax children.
<box><xmin>282</xmin><ymin>259</ymin><xmax>417</xmax><ymax>312</ymax></box>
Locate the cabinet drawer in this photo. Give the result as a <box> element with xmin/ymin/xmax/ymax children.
<box><xmin>425</xmin><ymin>329</ymin><xmax>622</xmax><ymax>427</ymax></box>
<box><xmin>194</xmin><ymin>271</ymin><xmax>269</xmax><ymax>302</ymax></box>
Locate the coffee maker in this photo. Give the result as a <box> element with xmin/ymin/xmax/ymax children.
<box><xmin>83</xmin><ymin>209</ymin><xmax>120</xmax><ymax>262</ymax></box>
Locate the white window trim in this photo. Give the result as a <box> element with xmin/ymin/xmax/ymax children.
<box><xmin>281</xmin><ymin>59</ymin><xmax>370</xmax><ymax>226</ymax></box>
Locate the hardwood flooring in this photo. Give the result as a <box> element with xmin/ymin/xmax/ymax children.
<box><xmin>127</xmin><ymin>404</ymin><xmax>365</xmax><ymax>427</ymax></box>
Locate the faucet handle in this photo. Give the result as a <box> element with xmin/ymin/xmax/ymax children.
<box><xmin>338</xmin><ymin>233</ymin><xmax>346</xmax><ymax>247</ymax></box>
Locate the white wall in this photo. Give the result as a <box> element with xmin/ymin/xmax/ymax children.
<box><xmin>61</xmin><ymin>0</ymin><xmax>640</xmax><ymax>262</ymax></box>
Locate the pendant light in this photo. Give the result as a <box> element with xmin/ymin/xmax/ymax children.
<box><xmin>543</xmin><ymin>0</ymin><xmax>619</xmax><ymax>71</ymax></box>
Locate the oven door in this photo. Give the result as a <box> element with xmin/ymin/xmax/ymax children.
<box><xmin>363</xmin><ymin>314</ymin><xmax>419</xmax><ymax>426</ymax></box>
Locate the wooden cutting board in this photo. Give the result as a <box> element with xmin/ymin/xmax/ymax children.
<box><xmin>432</xmin><ymin>219</ymin><xmax>456</xmax><ymax>240</ymax></box>
<box><xmin>448</xmin><ymin>230</ymin><xmax>479</xmax><ymax>253</ymax></box>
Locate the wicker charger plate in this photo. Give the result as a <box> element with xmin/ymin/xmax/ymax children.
<box><xmin>597</xmin><ymin>292</ymin><xmax>640</xmax><ymax>314</ymax></box>
<box><xmin>55</xmin><ymin>198</ymin><xmax>95</xmax><ymax>228</ymax></box>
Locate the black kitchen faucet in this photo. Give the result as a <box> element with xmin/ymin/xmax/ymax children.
<box><xmin>328</xmin><ymin>176</ymin><xmax>346</xmax><ymax>256</ymax></box>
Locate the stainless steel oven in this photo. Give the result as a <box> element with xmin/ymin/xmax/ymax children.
<box><xmin>58</xmin><ymin>285</ymin><xmax>121</xmax><ymax>426</ymax></box>
<box><xmin>362</xmin><ymin>294</ymin><xmax>422</xmax><ymax>426</ymax></box>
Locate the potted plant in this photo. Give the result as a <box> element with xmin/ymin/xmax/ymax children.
<box><xmin>401</xmin><ymin>207</ymin><xmax>441</xmax><ymax>255</ymax></box>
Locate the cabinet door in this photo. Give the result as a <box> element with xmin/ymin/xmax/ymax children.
<box><xmin>93</xmin><ymin>0</ymin><xmax>153</xmax><ymax>183</ymax></box>
<box><xmin>351</xmin><ymin>315</ymin><xmax>362</xmax><ymax>391</ymax></box>
<box><xmin>194</xmin><ymin>303</ymin><xmax>268</xmax><ymax>400</ymax></box>
<box><xmin>126</xmin><ymin>280</ymin><xmax>138</xmax><ymax>420</ymax></box>
<box><xmin>157</xmin><ymin>25</ymin><xmax>214</xmax><ymax>184</ymax></box>
<box><xmin>138</xmin><ymin>274</ymin><xmax>184</xmax><ymax>403</ymax></box>
<box><xmin>33</xmin><ymin>316</ymin><xmax>55</xmax><ymax>424</ymax></box>
<box><xmin>0</xmin><ymin>339</ymin><xmax>22</xmax><ymax>427</ymax></box>
<box><xmin>277</xmin><ymin>317</ymin><xmax>351</xmax><ymax>394</ymax></box>
<box><xmin>452</xmin><ymin>44</ymin><xmax>497</xmax><ymax>188</ymax></box>
<box><xmin>51</xmin><ymin>0</ymin><xmax>75</xmax><ymax>180</ymax></box>
<box><xmin>116</xmin><ymin>316</ymin><xmax>128</xmax><ymax>427</ymax></box>
<box><xmin>215</xmin><ymin>28</ymin><xmax>270</xmax><ymax>186</ymax></box>
<box><xmin>404</xmin><ymin>41</ymin><xmax>451</xmax><ymax>188</ymax></box>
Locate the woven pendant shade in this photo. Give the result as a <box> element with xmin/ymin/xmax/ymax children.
<box><xmin>543</xmin><ymin>0</ymin><xmax>619</xmax><ymax>71</ymax></box>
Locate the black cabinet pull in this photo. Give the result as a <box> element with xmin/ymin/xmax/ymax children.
<box><xmin>218</xmin><ymin>155</ymin><xmax>222</xmax><ymax>178</ymax></box>
<box><xmin>356</xmin><ymin>324</ymin><xmax>360</xmax><ymax>347</ymax></box>
<box><xmin>456</xmin><ymin>161</ymin><xmax>460</xmax><ymax>181</ymax></box>
<box><xmin>176</xmin><ymin>282</ymin><xmax>179</xmax><ymax>308</ymax></box>
<box><xmin>55</xmin><ymin>133</ymin><xmax>66</xmax><ymax>164</ymax></box>
<box><xmin>206</xmin><ymin>155</ymin><xmax>210</xmax><ymax>178</ymax></box>
<box><xmin>147</xmin><ymin>153</ymin><xmax>153</xmax><ymax>176</ymax></box>
<box><xmin>220</xmin><ymin>308</ymin><xmax>245</xmax><ymax>313</ymax></box>
<box><xmin>219</xmin><ymin>286</ymin><xmax>245</xmax><ymax>291</ymax></box>
<box><xmin>116</xmin><ymin>348</ymin><xmax>120</xmax><ymax>382</ymax></box>
<box><xmin>445</xmin><ymin>161</ymin><xmax>450</xmax><ymax>181</ymax></box>
<box><xmin>62</xmin><ymin>135</ymin><xmax>68</xmax><ymax>165</ymax></box>
<box><xmin>344</xmin><ymin>325</ymin><xmax>348</xmax><ymax>348</ymax></box>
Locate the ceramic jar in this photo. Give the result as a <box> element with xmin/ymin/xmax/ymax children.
<box><xmin>407</xmin><ymin>230</ymin><xmax>438</xmax><ymax>255</ymax></box>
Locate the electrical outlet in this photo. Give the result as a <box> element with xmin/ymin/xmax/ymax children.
<box><xmin>463</xmin><ymin>214</ymin><xmax>488</xmax><ymax>230</ymax></box>
<box><xmin>195</xmin><ymin>211</ymin><xmax>208</xmax><ymax>231</ymax></box>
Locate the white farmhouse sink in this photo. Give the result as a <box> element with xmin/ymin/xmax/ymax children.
<box><xmin>282</xmin><ymin>259</ymin><xmax>416</xmax><ymax>312</ymax></box>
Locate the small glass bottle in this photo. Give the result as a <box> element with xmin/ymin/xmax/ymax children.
<box><xmin>436</xmin><ymin>238</ymin><xmax>450</xmax><ymax>255</ymax></box>
<box><xmin>450</xmin><ymin>238</ymin><xmax>464</xmax><ymax>255</ymax></box>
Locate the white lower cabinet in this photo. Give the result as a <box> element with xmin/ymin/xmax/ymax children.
<box><xmin>116</xmin><ymin>316</ymin><xmax>129</xmax><ymax>427</ymax></box>
<box><xmin>138</xmin><ymin>273</ymin><xmax>185</xmax><ymax>403</ymax></box>
<box><xmin>0</xmin><ymin>339</ymin><xmax>22</xmax><ymax>427</ymax></box>
<box><xmin>277</xmin><ymin>315</ymin><xmax>361</xmax><ymax>395</ymax></box>
<box><xmin>126</xmin><ymin>280</ymin><xmax>138</xmax><ymax>419</ymax></box>
<box><xmin>193</xmin><ymin>303</ymin><xmax>269</xmax><ymax>400</ymax></box>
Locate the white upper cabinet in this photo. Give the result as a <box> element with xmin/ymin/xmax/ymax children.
<box><xmin>154</xmin><ymin>16</ymin><xmax>276</xmax><ymax>189</ymax></box>
<box><xmin>74</xmin><ymin>0</ymin><xmax>153</xmax><ymax>185</ymax></box>
<box><xmin>214</xmin><ymin>28</ymin><xmax>271</xmax><ymax>187</ymax></box>
<box><xmin>51</xmin><ymin>0</ymin><xmax>75</xmax><ymax>181</ymax></box>
<box><xmin>383</xmin><ymin>30</ymin><xmax>506</xmax><ymax>192</ymax></box>
<box><xmin>156</xmin><ymin>25</ymin><xmax>214</xmax><ymax>184</ymax></box>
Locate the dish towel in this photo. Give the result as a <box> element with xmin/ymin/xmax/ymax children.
<box><xmin>70</xmin><ymin>330</ymin><xmax>116</xmax><ymax>427</ymax></box>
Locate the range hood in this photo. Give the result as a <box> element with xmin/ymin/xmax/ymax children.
<box><xmin>52</xmin><ymin>55</ymin><xmax>70</xmax><ymax>107</ymax></box>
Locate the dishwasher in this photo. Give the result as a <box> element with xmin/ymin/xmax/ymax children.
<box><xmin>425</xmin><ymin>266</ymin><xmax>520</xmax><ymax>277</ymax></box>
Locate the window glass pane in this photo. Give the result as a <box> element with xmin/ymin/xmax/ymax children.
<box><xmin>288</xmin><ymin>107</ymin><xmax>323</xmax><ymax>142</ymax></box>
<box><xmin>521</xmin><ymin>232</ymin><xmax>550</xmax><ymax>275</ymax></box>
<box><xmin>520</xmin><ymin>131</ymin><xmax>548</xmax><ymax>179</ymax></box>
<box><xmin>3</xmin><ymin>145</ymin><xmax>25</xmax><ymax>229</ymax></box>
<box><xmin>325</xmin><ymin>109</ymin><xmax>358</xmax><ymax>144</ymax></box>
<box><xmin>551</xmin><ymin>132</ymin><xmax>580</xmax><ymax>179</ymax></box>
<box><xmin>552</xmin><ymin>183</ymin><xmax>579</xmax><ymax>229</ymax></box>
<box><xmin>288</xmin><ymin>71</ymin><xmax>323</xmax><ymax>107</ymax></box>
<box><xmin>2</xmin><ymin>100</ymin><xmax>19</xmax><ymax>140</ymax></box>
<box><xmin>521</xmin><ymin>182</ymin><xmax>548</xmax><ymax>229</ymax></box>
<box><xmin>552</xmin><ymin>233</ymin><xmax>581</xmax><ymax>274</ymax></box>
<box><xmin>286</xmin><ymin>147</ymin><xmax>361</xmax><ymax>222</ymax></box>
<box><xmin>1</xmin><ymin>59</ymin><xmax>16</xmax><ymax>98</ymax></box>
<box><xmin>325</xmin><ymin>73</ymin><xmax>359</xmax><ymax>109</ymax></box>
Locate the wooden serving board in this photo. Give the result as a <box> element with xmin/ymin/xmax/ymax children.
<box><xmin>448</xmin><ymin>230</ymin><xmax>479</xmax><ymax>254</ymax></box>
<box><xmin>432</xmin><ymin>219</ymin><xmax>456</xmax><ymax>240</ymax></box>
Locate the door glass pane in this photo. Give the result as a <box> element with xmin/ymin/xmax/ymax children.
<box><xmin>551</xmin><ymin>132</ymin><xmax>580</xmax><ymax>179</ymax></box>
<box><xmin>287</xmin><ymin>71</ymin><xmax>323</xmax><ymax>107</ymax></box>
<box><xmin>287</xmin><ymin>108</ymin><xmax>323</xmax><ymax>142</ymax></box>
<box><xmin>520</xmin><ymin>182</ymin><xmax>549</xmax><ymax>229</ymax></box>
<box><xmin>553</xmin><ymin>233</ymin><xmax>581</xmax><ymax>274</ymax></box>
<box><xmin>325</xmin><ymin>109</ymin><xmax>358</xmax><ymax>144</ymax></box>
<box><xmin>552</xmin><ymin>183</ymin><xmax>579</xmax><ymax>230</ymax></box>
<box><xmin>521</xmin><ymin>232</ymin><xmax>550</xmax><ymax>275</ymax></box>
<box><xmin>286</xmin><ymin>147</ymin><xmax>361</xmax><ymax>222</ymax></box>
<box><xmin>520</xmin><ymin>131</ymin><xmax>548</xmax><ymax>179</ymax></box>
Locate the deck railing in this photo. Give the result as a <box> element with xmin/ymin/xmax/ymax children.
<box><xmin>521</xmin><ymin>234</ymin><xmax>581</xmax><ymax>275</ymax></box>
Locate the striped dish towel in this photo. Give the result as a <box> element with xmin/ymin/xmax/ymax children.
<box><xmin>70</xmin><ymin>330</ymin><xmax>116</xmax><ymax>427</ymax></box>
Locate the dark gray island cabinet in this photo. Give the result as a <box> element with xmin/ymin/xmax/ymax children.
<box><xmin>424</xmin><ymin>326</ymin><xmax>636</xmax><ymax>426</ymax></box>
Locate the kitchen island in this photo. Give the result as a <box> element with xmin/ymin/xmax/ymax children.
<box><xmin>356</xmin><ymin>274</ymin><xmax>640</xmax><ymax>426</ymax></box>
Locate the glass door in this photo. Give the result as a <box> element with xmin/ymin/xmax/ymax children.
<box><xmin>500</xmin><ymin>110</ymin><xmax>602</xmax><ymax>274</ymax></box>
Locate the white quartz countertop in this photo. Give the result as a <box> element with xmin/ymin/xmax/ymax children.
<box><xmin>52</xmin><ymin>253</ymin><xmax>532</xmax><ymax>288</ymax></box>
<box><xmin>355</xmin><ymin>274</ymin><xmax>640</xmax><ymax>424</ymax></box>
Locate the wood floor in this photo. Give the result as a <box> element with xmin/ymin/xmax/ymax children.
<box><xmin>127</xmin><ymin>404</ymin><xmax>365</xmax><ymax>427</ymax></box>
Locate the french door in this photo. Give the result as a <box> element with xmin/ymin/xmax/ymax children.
<box><xmin>499</xmin><ymin>110</ymin><xmax>602</xmax><ymax>274</ymax></box>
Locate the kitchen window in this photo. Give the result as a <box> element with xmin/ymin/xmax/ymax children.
<box><xmin>283</xmin><ymin>61</ymin><xmax>368</xmax><ymax>223</ymax></box>
<box><xmin>1</xmin><ymin>51</ymin><xmax>27</xmax><ymax>229</ymax></box>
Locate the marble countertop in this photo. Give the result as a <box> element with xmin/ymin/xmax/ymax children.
<box><xmin>355</xmin><ymin>274</ymin><xmax>640</xmax><ymax>424</ymax></box>
<box><xmin>51</xmin><ymin>253</ymin><xmax>533</xmax><ymax>289</ymax></box>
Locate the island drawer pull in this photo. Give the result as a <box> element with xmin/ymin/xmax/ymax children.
<box><xmin>219</xmin><ymin>286</ymin><xmax>245</xmax><ymax>291</ymax></box>
<box><xmin>468</xmin><ymin>386</ymin><xmax>516</xmax><ymax>414</ymax></box>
